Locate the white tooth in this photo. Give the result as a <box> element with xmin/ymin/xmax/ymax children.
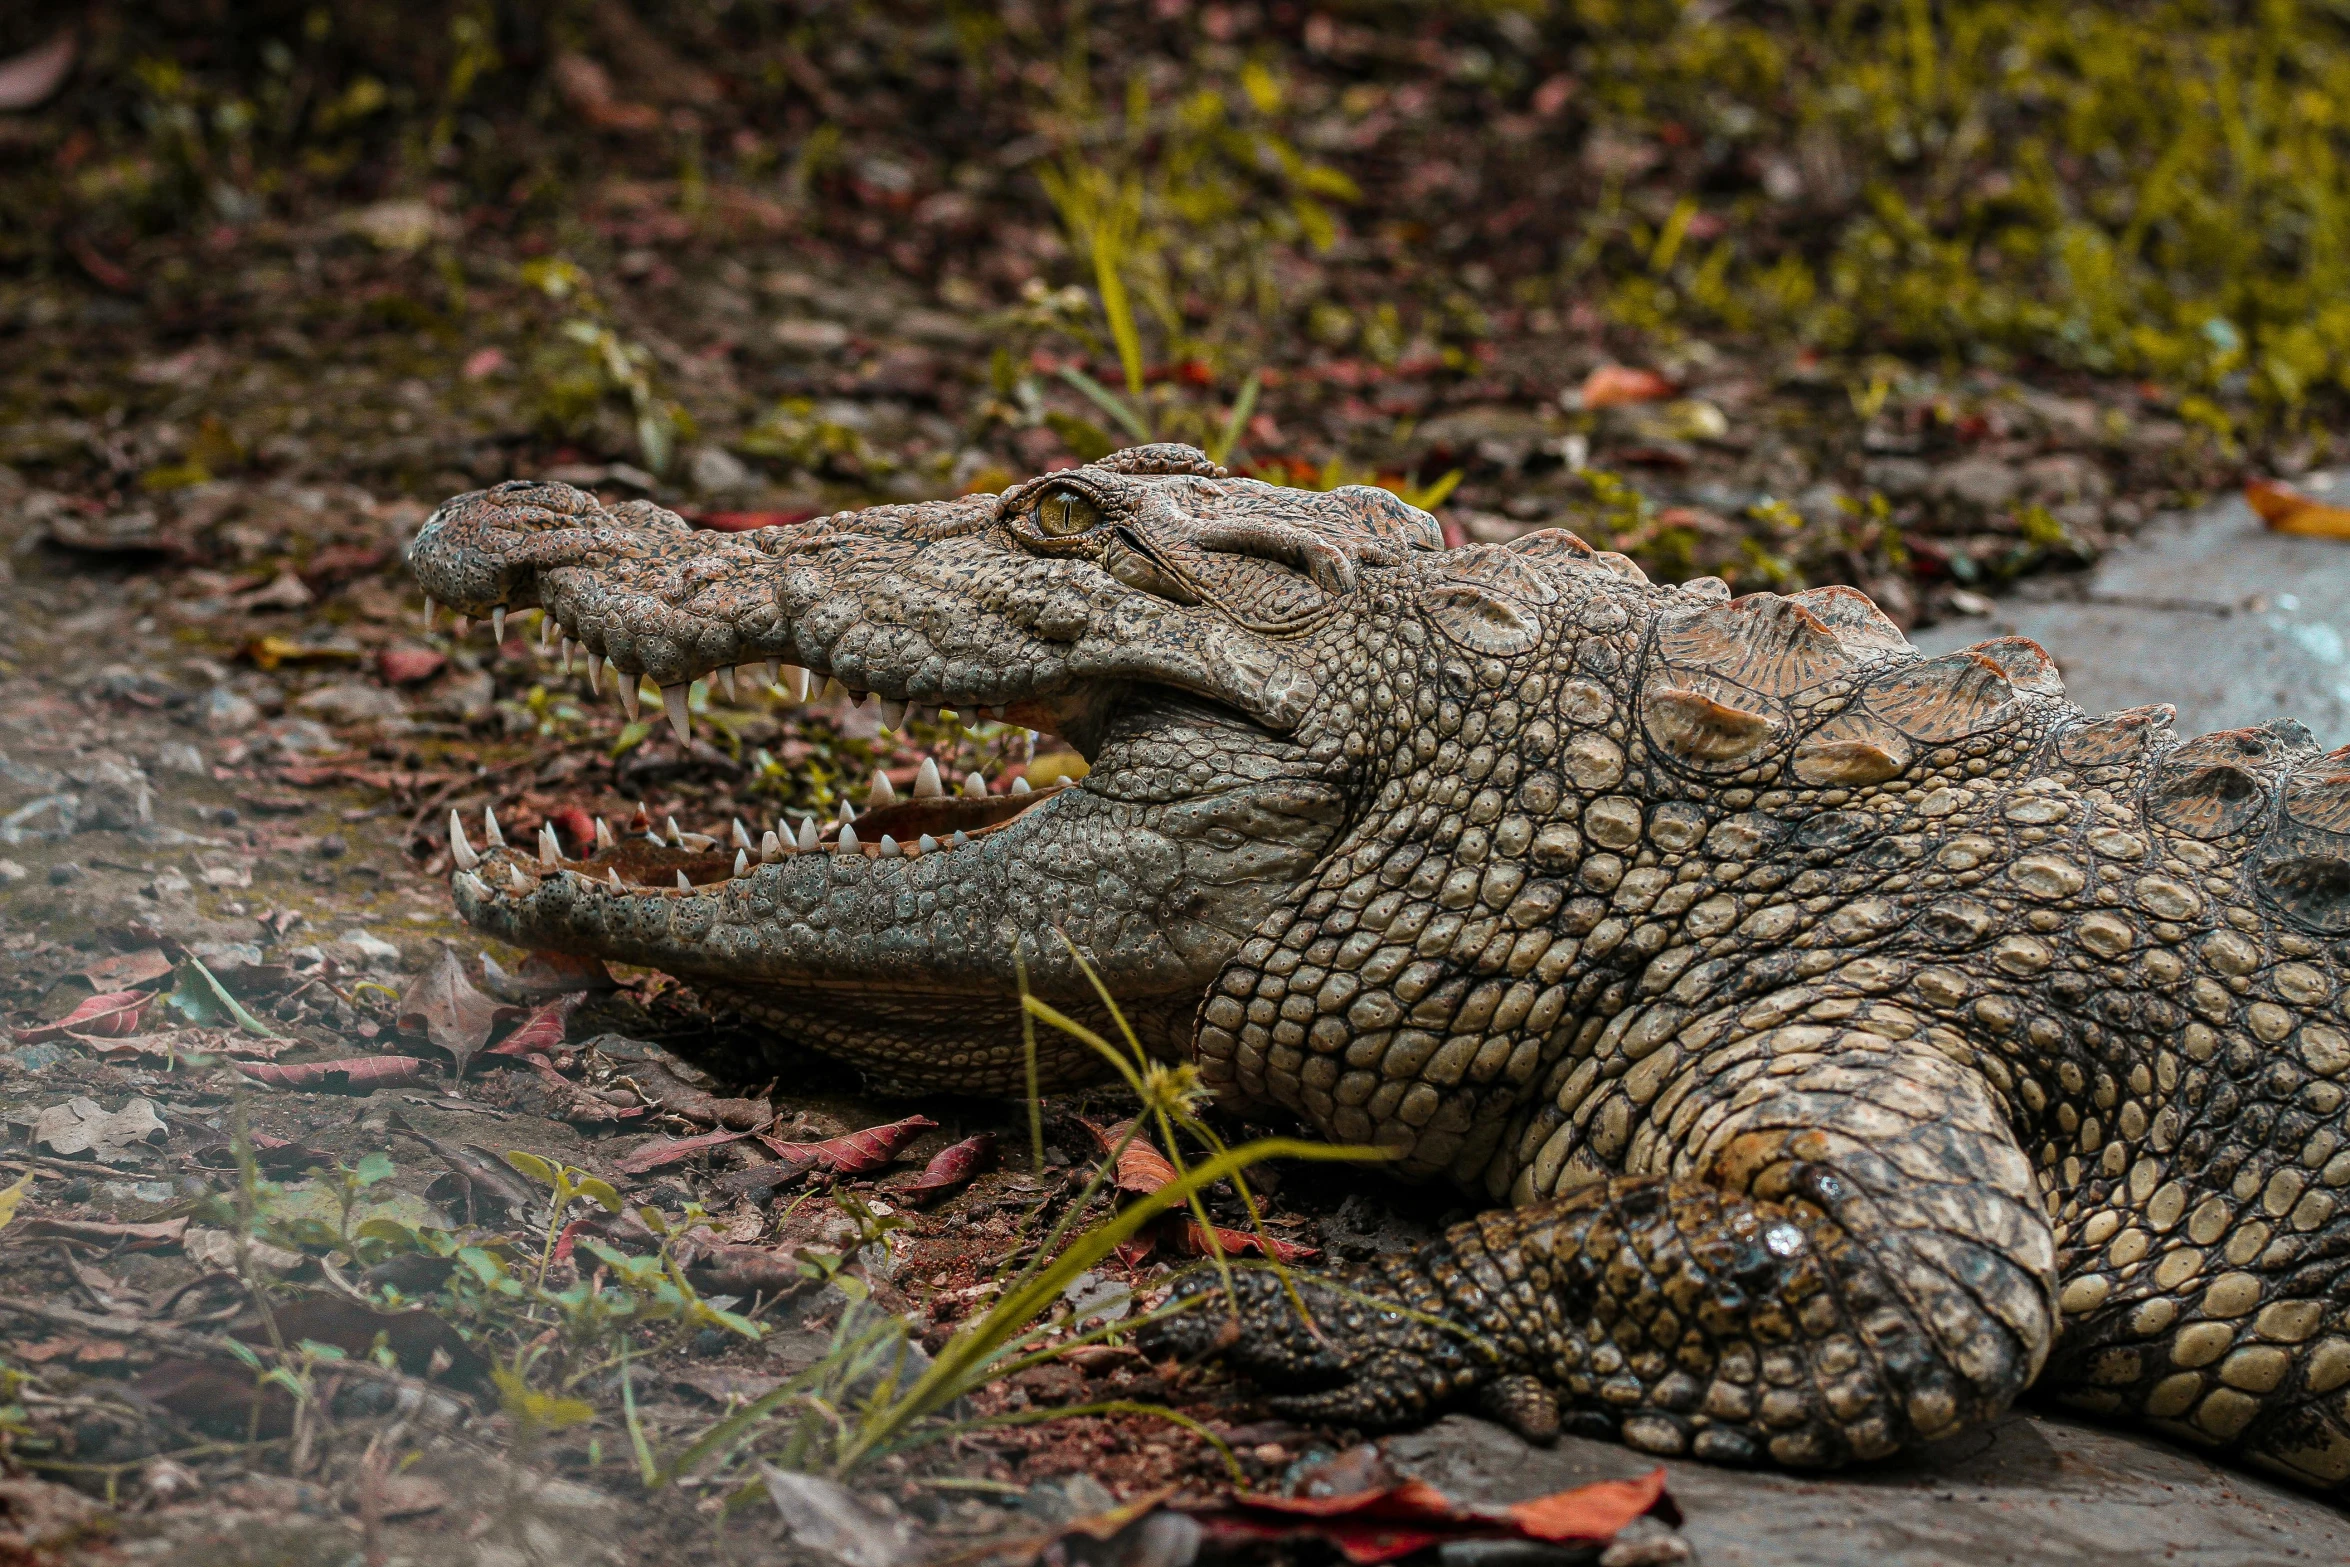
<box><xmin>838</xmin><ymin>824</ymin><xmax>860</xmax><ymax>852</ymax></box>
<box><xmin>595</xmin><ymin>817</ymin><xmax>616</xmax><ymax>850</ymax></box>
<box><xmin>877</xmin><ymin>698</ymin><xmax>907</xmax><ymax>732</ymax></box>
<box><xmin>1011</xmin><ymin>776</ymin><xmax>1032</xmax><ymax>795</ymax></box>
<box><xmin>644</xmin><ymin>829</ymin><xmax>665</xmax><ymax>845</ymax></box>
<box><xmin>782</xmin><ymin>664</ymin><xmax>811</xmax><ymax>702</ymax></box>
<box><xmin>663</xmin><ymin>683</ymin><xmax>690</xmax><ymax>745</ymax></box>
<box><xmin>836</xmin><ymin>798</ymin><xmax>856</xmax><ymax>824</ymax></box>
<box><xmin>665</xmin><ymin>816</ymin><xmax>684</xmax><ymax>846</ymax></box>
<box><xmin>733</xmin><ymin>848</ymin><xmax>750</xmax><ymax>878</ymax></box>
<box><xmin>733</xmin><ymin>819</ymin><xmax>753</xmax><ymax>851</ymax></box>
<box><xmin>483</xmin><ymin>806</ymin><xmax>505</xmax><ymax>847</ymax></box>
<box><xmin>797</xmin><ymin>817</ymin><xmax>820</xmax><ymax>852</ymax></box>
<box><xmin>950</xmin><ymin>829</ymin><xmax>969</xmax><ymax>847</ymax></box>
<box><xmin>507</xmin><ymin>865</ymin><xmax>531</xmax><ymax>894</ymax></box>
<box><xmin>586</xmin><ymin>651</ymin><xmax>603</xmax><ymax>693</ymax></box>
<box><xmin>963</xmin><ymin>771</ymin><xmax>988</xmax><ymax>799</ymax></box>
<box><xmin>917</xmin><ymin>833</ymin><xmax>939</xmax><ymax>852</ymax></box>
<box><xmin>457</xmin><ymin>869</ymin><xmax>488</xmax><ymax>898</ymax></box>
<box><xmin>676</xmin><ymin>871</ymin><xmax>692</xmax><ymax>891</ymax></box>
<box><xmin>423</xmin><ymin>596</ymin><xmax>436</xmax><ymax>632</ymax></box>
<box><xmin>763</xmin><ymin>658</ymin><xmax>782</xmax><ymax>690</ymax></box>
<box><xmin>492</xmin><ymin>607</ymin><xmax>506</xmax><ymax>646</ymax></box>
<box><xmin>453</xmin><ymin>614</ymin><xmax>469</xmax><ymax>638</ymax></box>
<box><xmin>879</xmin><ymin>833</ymin><xmax>901</xmax><ymax>857</ymax></box>
<box><xmin>619</xmin><ymin>677</ymin><xmax>641</xmax><ymax>720</ymax></box>
<box><xmin>866</xmin><ymin>772</ymin><xmax>896</xmax><ymax>809</ymax></box>
<box><xmin>539</xmin><ymin>612</ymin><xmax>555</xmax><ymax>650</ymax></box>
<box><xmin>761</xmin><ymin>830</ymin><xmax>783</xmax><ymax>863</ymax></box>
<box><xmin>559</xmin><ymin>636</ymin><xmax>574</xmax><ymax>673</ymax></box>
<box><xmin>538</xmin><ymin>823</ymin><xmax>560</xmax><ymax>866</ymax></box>
<box><xmin>719</xmin><ymin>666</ymin><xmax>738</xmax><ymax>704</ymax></box>
<box><xmin>913</xmin><ymin>758</ymin><xmax>943</xmax><ymax>798</ymax></box>
<box><xmin>609</xmin><ymin>869</ymin><xmax>625</xmax><ymax>888</ymax></box>
<box><xmin>448</xmin><ymin>809</ymin><xmax>479</xmax><ymax>870</ymax></box>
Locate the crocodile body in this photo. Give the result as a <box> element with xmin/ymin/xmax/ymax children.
<box><xmin>409</xmin><ymin>445</ymin><xmax>2350</xmax><ymax>1486</ymax></box>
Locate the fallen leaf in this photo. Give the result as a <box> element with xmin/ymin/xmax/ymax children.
<box><xmin>619</xmin><ymin>1061</ymin><xmax>771</xmax><ymax>1128</ymax></box>
<box><xmin>376</xmin><ymin>645</ymin><xmax>448</xmax><ymax>685</ymax></box>
<box><xmin>611</xmin><ymin>1127</ymin><xmax>750</xmax><ymax>1174</ymax></box>
<box><xmin>1082</xmin><ymin>1118</ymin><xmax>1179</xmax><ymax>1196</ymax></box>
<box><xmin>0</xmin><ymin>1172</ymin><xmax>31</xmax><ymax>1231</ymax></box>
<box><xmin>233</xmin><ymin>1056</ymin><xmax>430</xmax><ymax>1092</ymax></box>
<box><xmin>1578</xmin><ymin>364</ymin><xmax>1675</xmax><ymax>409</ymax></box>
<box><xmin>15</xmin><ymin>989</ymin><xmax>149</xmax><ymax>1043</ymax></box>
<box><xmin>761</xmin><ymin>1465</ymin><xmax>919</xmax><ymax>1567</ymax></box>
<box><xmin>481</xmin><ymin>948</ymin><xmax>616</xmax><ymax>1001</ymax></box>
<box><xmin>0</xmin><ymin>30</ymin><xmax>77</xmax><ymax>113</ymax></box>
<box><xmin>184</xmin><ymin>1227</ymin><xmax>303</xmax><ymax>1272</ymax></box>
<box><xmin>85</xmin><ymin>1029</ymin><xmax>288</xmax><ymax>1063</ymax></box>
<box><xmin>395</xmin><ymin>945</ymin><xmax>500</xmax><ymax>1075</ymax></box>
<box><xmin>34</xmin><ymin>1096</ymin><xmax>167</xmax><ymax>1161</ymax></box>
<box><xmin>1189</xmin><ymin>1465</ymin><xmax>1676</xmax><ymax>1564</ymax></box>
<box><xmin>81</xmin><ymin>948</ymin><xmax>174</xmax><ymax>991</ymax></box>
<box><xmin>487</xmin><ymin>993</ymin><xmax>583</xmax><ymax>1061</ymax></box>
<box><xmin>896</xmin><ymin>1133</ymin><xmax>994</xmax><ymax>1205</ymax></box>
<box><xmin>760</xmin><ymin>1114</ymin><xmax>937</xmax><ymax>1173</ymax></box>
<box><xmin>2247</xmin><ymin>478</ymin><xmax>2350</xmax><ymax>539</ymax></box>
<box><xmin>163</xmin><ymin>956</ymin><xmax>280</xmax><ymax>1038</ymax></box>
<box><xmin>13</xmin><ymin>1214</ymin><xmax>187</xmax><ymax>1249</ymax></box>
<box><xmin>1169</xmin><ymin>1218</ymin><xmax>1320</xmax><ymax>1263</ymax></box>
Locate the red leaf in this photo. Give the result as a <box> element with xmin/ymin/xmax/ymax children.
<box><xmin>487</xmin><ymin>993</ymin><xmax>582</xmax><ymax>1060</ymax></box>
<box><xmin>80</xmin><ymin>949</ymin><xmax>174</xmax><ymax>991</ymax></box>
<box><xmin>1169</xmin><ymin>1218</ymin><xmax>1320</xmax><ymax>1263</ymax></box>
<box><xmin>16</xmin><ymin>990</ymin><xmax>149</xmax><ymax>1043</ymax></box>
<box><xmin>395</xmin><ymin>946</ymin><xmax>500</xmax><ymax>1076</ymax></box>
<box><xmin>1578</xmin><ymin>364</ymin><xmax>1674</xmax><ymax>409</ymax></box>
<box><xmin>896</xmin><ymin>1133</ymin><xmax>994</xmax><ymax>1205</ymax></box>
<box><xmin>688</xmin><ymin>508</ymin><xmax>821</xmax><ymax>533</ymax></box>
<box><xmin>234</xmin><ymin>1056</ymin><xmax>429</xmax><ymax>1092</ymax></box>
<box><xmin>548</xmin><ymin>807</ymin><xmax>599</xmax><ymax>854</ymax></box>
<box><xmin>759</xmin><ymin>1114</ymin><xmax>937</xmax><ymax>1174</ymax></box>
<box><xmin>612</xmin><ymin>1127</ymin><xmax>748</xmax><ymax>1174</ymax></box>
<box><xmin>1193</xmin><ymin>1468</ymin><xmax>1674</xmax><ymax>1565</ymax></box>
<box><xmin>377</xmin><ymin>646</ymin><xmax>447</xmax><ymax>685</ymax></box>
<box><xmin>1081</xmin><ymin>1118</ymin><xmax>1178</xmax><ymax>1197</ymax></box>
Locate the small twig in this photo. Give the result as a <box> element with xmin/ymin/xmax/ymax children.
<box><xmin>401</xmin><ymin>755</ymin><xmax>539</xmax><ymax>846</ymax></box>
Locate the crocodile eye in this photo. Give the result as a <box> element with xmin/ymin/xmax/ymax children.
<box><xmin>1034</xmin><ymin>489</ymin><xmax>1101</xmax><ymax>538</ymax></box>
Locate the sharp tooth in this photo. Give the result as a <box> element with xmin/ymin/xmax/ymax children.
<box><xmin>595</xmin><ymin>817</ymin><xmax>616</xmax><ymax>850</ymax></box>
<box><xmin>538</xmin><ymin>823</ymin><xmax>560</xmax><ymax>866</ymax></box>
<box><xmin>797</xmin><ymin>817</ymin><xmax>820</xmax><ymax>852</ymax></box>
<box><xmin>733</xmin><ymin>848</ymin><xmax>750</xmax><ymax>878</ymax></box>
<box><xmin>879</xmin><ymin>833</ymin><xmax>901</xmax><ymax>857</ymax></box>
<box><xmin>821</xmin><ymin>677</ymin><xmax>847</xmax><ymax>702</ymax></box>
<box><xmin>457</xmin><ymin>869</ymin><xmax>487</xmax><ymax>898</ymax></box>
<box><xmin>586</xmin><ymin>652</ymin><xmax>603</xmax><ymax>693</ymax></box>
<box><xmin>448</xmin><ymin>809</ymin><xmax>479</xmax><ymax>870</ymax></box>
<box><xmin>665</xmin><ymin>816</ymin><xmax>684</xmax><ymax>847</ymax></box>
<box><xmin>877</xmin><ymin>698</ymin><xmax>907</xmax><ymax>732</ymax></box>
<box><xmin>732</xmin><ymin>818</ymin><xmax>753</xmax><ymax>851</ymax></box>
<box><xmin>676</xmin><ymin>871</ymin><xmax>692</xmax><ymax>891</ymax></box>
<box><xmin>423</xmin><ymin>596</ymin><xmax>436</xmax><ymax>632</ymax></box>
<box><xmin>559</xmin><ymin>635</ymin><xmax>574</xmax><ymax>673</ymax></box>
<box><xmin>1010</xmin><ymin>776</ymin><xmax>1032</xmax><ymax>795</ymax></box>
<box><xmin>866</xmin><ymin>772</ymin><xmax>896</xmax><ymax>809</ymax></box>
<box><xmin>781</xmin><ymin>664</ymin><xmax>810</xmax><ymax>702</ymax></box>
<box><xmin>912</xmin><ymin>758</ymin><xmax>943</xmax><ymax>798</ymax></box>
<box><xmin>950</xmin><ymin>829</ymin><xmax>969</xmax><ymax>847</ymax></box>
<box><xmin>836</xmin><ymin>798</ymin><xmax>856</xmax><ymax>824</ymax></box>
<box><xmin>917</xmin><ymin>832</ymin><xmax>939</xmax><ymax>852</ymax></box>
<box><xmin>644</xmin><ymin>828</ymin><xmax>665</xmax><ymax>845</ymax></box>
<box><xmin>761</xmin><ymin>829</ymin><xmax>783</xmax><ymax>862</ymax></box>
<box><xmin>662</xmin><ymin>683</ymin><xmax>690</xmax><ymax>745</ymax></box>
<box><xmin>619</xmin><ymin>677</ymin><xmax>641</xmax><ymax>720</ymax></box>
<box><xmin>483</xmin><ymin>806</ymin><xmax>505</xmax><ymax>847</ymax></box>
<box><xmin>507</xmin><ymin>865</ymin><xmax>531</xmax><ymax>894</ymax></box>
<box><xmin>719</xmin><ymin>666</ymin><xmax>738</xmax><ymax>704</ymax></box>
<box><xmin>763</xmin><ymin>658</ymin><xmax>782</xmax><ymax>690</ymax></box>
<box><xmin>609</xmin><ymin>869</ymin><xmax>625</xmax><ymax>888</ymax></box>
<box><xmin>838</xmin><ymin>824</ymin><xmax>860</xmax><ymax>852</ymax></box>
<box><xmin>492</xmin><ymin>607</ymin><xmax>506</xmax><ymax>646</ymax></box>
<box><xmin>963</xmin><ymin>771</ymin><xmax>988</xmax><ymax>798</ymax></box>
<box><xmin>539</xmin><ymin>612</ymin><xmax>555</xmax><ymax>650</ymax></box>
<box><xmin>453</xmin><ymin>614</ymin><xmax>469</xmax><ymax>638</ymax></box>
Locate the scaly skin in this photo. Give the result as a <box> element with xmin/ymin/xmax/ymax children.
<box><xmin>409</xmin><ymin>444</ymin><xmax>2350</xmax><ymax>1486</ymax></box>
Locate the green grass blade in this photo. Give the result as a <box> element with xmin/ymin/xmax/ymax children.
<box><xmin>1055</xmin><ymin>364</ymin><xmax>1154</xmax><ymax>446</ymax></box>
<box><xmin>1206</xmin><ymin>370</ymin><xmax>1261</xmax><ymax>466</ymax></box>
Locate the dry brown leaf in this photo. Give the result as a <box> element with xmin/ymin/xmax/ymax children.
<box><xmin>395</xmin><ymin>945</ymin><xmax>501</xmax><ymax>1076</ymax></box>
<box><xmin>2247</xmin><ymin>478</ymin><xmax>2350</xmax><ymax>539</ymax></box>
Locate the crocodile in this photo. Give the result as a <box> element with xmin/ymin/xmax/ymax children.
<box><xmin>408</xmin><ymin>444</ymin><xmax>2350</xmax><ymax>1486</ymax></box>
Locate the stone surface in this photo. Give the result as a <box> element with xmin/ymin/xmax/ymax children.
<box><xmin>1916</xmin><ymin>473</ymin><xmax>2350</xmax><ymax>746</ymax></box>
<box><xmin>1382</xmin><ymin>1410</ymin><xmax>2350</xmax><ymax>1567</ymax></box>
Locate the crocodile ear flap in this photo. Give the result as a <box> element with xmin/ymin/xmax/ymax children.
<box><xmin>1426</xmin><ymin>583</ymin><xmax>1543</xmax><ymax>656</ymax></box>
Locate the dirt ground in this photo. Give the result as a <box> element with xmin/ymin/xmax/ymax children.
<box><xmin>0</xmin><ymin>3</ymin><xmax>2309</xmax><ymax>1562</ymax></box>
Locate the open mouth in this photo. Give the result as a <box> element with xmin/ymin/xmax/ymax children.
<box><xmin>446</xmin><ymin>758</ymin><xmax>1076</xmax><ymax>898</ymax></box>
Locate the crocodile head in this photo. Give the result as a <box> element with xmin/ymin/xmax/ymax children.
<box><xmin>406</xmin><ymin>443</ymin><xmax>1481</xmax><ymax>1091</ymax></box>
